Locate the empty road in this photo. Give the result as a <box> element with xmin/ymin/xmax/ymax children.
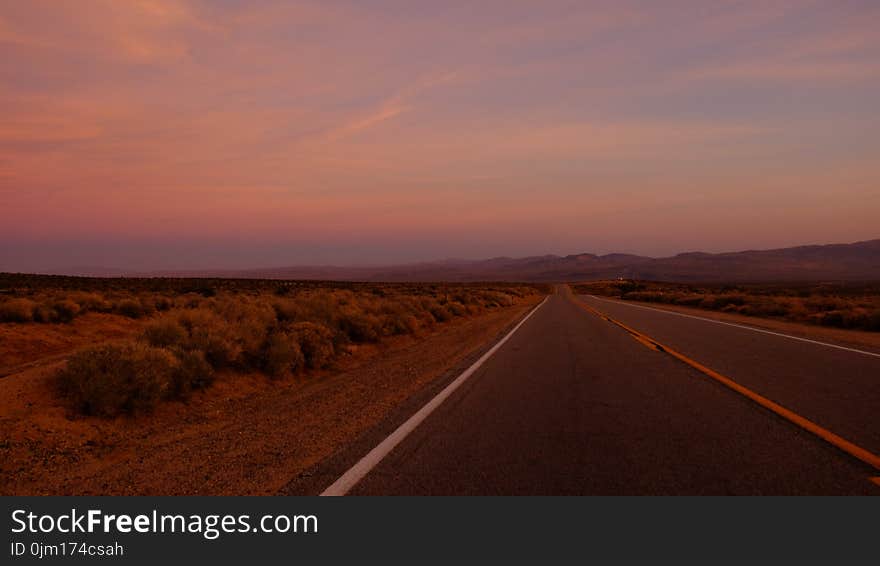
<box><xmin>328</xmin><ymin>287</ymin><xmax>880</xmax><ymax>495</ymax></box>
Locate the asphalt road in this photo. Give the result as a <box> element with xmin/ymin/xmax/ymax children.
<box><xmin>342</xmin><ymin>287</ymin><xmax>879</xmax><ymax>495</ymax></box>
<box><xmin>579</xmin><ymin>294</ymin><xmax>880</xmax><ymax>455</ymax></box>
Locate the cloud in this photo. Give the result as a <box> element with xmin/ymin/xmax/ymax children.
<box><xmin>686</xmin><ymin>60</ymin><xmax>880</xmax><ymax>82</ymax></box>
<box><xmin>304</xmin><ymin>70</ymin><xmax>463</xmax><ymax>144</ymax></box>
<box><xmin>0</xmin><ymin>0</ymin><xmax>218</xmax><ymax>64</ymax></box>
<box><xmin>334</xmin><ymin>105</ymin><xmax>408</xmax><ymax>137</ymax></box>
<box><xmin>2</xmin><ymin>1</ymin><xmax>879</xmax><ymax>268</ymax></box>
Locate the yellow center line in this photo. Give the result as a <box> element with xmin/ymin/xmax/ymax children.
<box><xmin>569</xmin><ymin>293</ymin><xmax>880</xmax><ymax>473</ymax></box>
<box><xmin>626</xmin><ymin>331</ymin><xmax>662</xmax><ymax>352</ymax></box>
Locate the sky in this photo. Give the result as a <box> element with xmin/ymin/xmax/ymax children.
<box><xmin>2</xmin><ymin>0</ymin><xmax>879</xmax><ymax>272</ymax></box>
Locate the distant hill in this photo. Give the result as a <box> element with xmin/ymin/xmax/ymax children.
<box><xmin>134</xmin><ymin>238</ymin><xmax>880</xmax><ymax>283</ymax></box>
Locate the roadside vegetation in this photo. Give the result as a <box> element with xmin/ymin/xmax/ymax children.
<box><xmin>0</xmin><ymin>274</ymin><xmax>544</xmax><ymax>417</ymax></box>
<box><xmin>573</xmin><ymin>280</ymin><xmax>880</xmax><ymax>332</ymax></box>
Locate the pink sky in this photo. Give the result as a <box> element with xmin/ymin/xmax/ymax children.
<box><xmin>2</xmin><ymin>1</ymin><xmax>879</xmax><ymax>271</ymax></box>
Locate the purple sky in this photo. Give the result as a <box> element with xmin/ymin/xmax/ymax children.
<box><xmin>2</xmin><ymin>1</ymin><xmax>879</xmax><ymax>272</ymax></box>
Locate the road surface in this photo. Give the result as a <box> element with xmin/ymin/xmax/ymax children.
<box><xmin>327</xmin><ymin>287</ymin><xmax>880</xmax><ymax>494</ymax></box>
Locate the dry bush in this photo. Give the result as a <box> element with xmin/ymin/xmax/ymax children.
<box><xmin>272</xmin><ymin>299</ymin><xmax>301</xmax><ymax>322</ymax></box>
<box><xmin>447</xmin><ymin>302</ymin><xmax>467</xmax><ymax>317</ymax></box>
<box><xmin>210</xmin><ymin>296</ymin><xmax>276</xmax><ymax>366</ymax></box>
<box><xmin>738</xmin><ymin>297</ymin><xmax>791</xmax><ymax>317</ymax></box>
<box><xmin>174</xmin><ymin>308</ymin><xmax>240</xmax><ymax>368</ymax></box>
<box><xmin>0</xmin><ymin>298</ymin><xmax>36</xmax><ymax>322</ymax></box>
<box><xmin>700</xmin><ymin>294</ymin><xmax>746</xmax><ymax>310</ymax></box>
<box><xmin>50</xmin><ymin>299</ymin><xmax>81</xmax><ymax>323</ymax></box>
<box><xmin>669</xmin><ymin>294</ymin><xmax>704</xmax><ymax>307</ymax></box>
<box><xmin>389</xmin><ymin>313</ymin><xmax>421</xmax><ymax>335</ymax></box>
<box><xmin>57</xmin><ymin>343</ymin><xmax>176</xmax><ymax>416</ymax></box>
<box><xmin>263</xmin><ymin>331</ymin><xmax>305</xmax><ymax>378</ymax></box>
<box><xmin>473</xmin><ymin>290</ymin><xmax>514</xmax><ymax>308</ymax></box>
<box><xmin>116</xmin><ymin>298</ymin><xmax>145</xmax><ymax>319</ymax></box>
<box><xmin>169</xmin><ymin>349</ymin><xmax>214</xmax><ymax>398</ymax></box>
<box><xmin>176</xmin><ymin>294</ymin><xmax>205</xmax><ymax>309</ymax></box>
<box><xmin>139</xmin><ymin>297</ymin><xmax>276</xmax><ymax>371</ymax></box>
<box><xmin>153</xmin><ymin>296</ymin><xmax>174</xmax><ymax>311</ymax></box>
<box><xmin>337</xmin><ymin>307</ymin><xmax>382</xmax><ymax>343</ymax></box>
<box><xmin>378</xmin><ymin>300</ymin><xmax>423</xmax><ymax>335</ymax></box>
<box><xmin>867</xmin><ymin>310</ymin><xmax>880</xmax><ymax>331</ymax></box>
<box><xmin>803</xmin><ymin>297</ymin><xmax>843</xmax><ymax>312</ymax></box>
<box><xmin>289</xmin><ymin>322</ymin><xmax>335</xmax><ymax>369</ymax></box>
<box><xmin>32</xmin><ymin>304</ymin><xmax>57</xmax><ymax>323</ymax></box>
<box><xmin>136</xmin><ymin>296</ymin><xmax>158</xmax><ymax>317</ymax></box>
<box><xmin>620</xmin><ymin>291</ymin><xmax>666</xmax><ymax>303</ymax></box>
<box><xmin>50</xmin><ymin>282</ymin><xmax>540</xmax><ymax>415</ymax></box>
<box><xmin>142</xmin><ymin>317</ymin><xmax>187</xmax><ymax>348</ymax></box>
<box><xmin>67</xmin><ymin>291</ymin><xmax>110</xmax><ymax>312</ymax></box>
<box><xmin>430</xmin><ymin>304</ymin><xmax>452</xmax><ymax>322</ymax></box>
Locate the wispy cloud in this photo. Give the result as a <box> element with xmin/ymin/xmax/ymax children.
<box><xmin>308</xmin><ymin>71</ymin><xmax>462</xmax><ymax>144</ymax></box>
<box><xmin>2</xmin><ymin>1</ymin><xmax>879</xmax><ymax>268</ymax></box>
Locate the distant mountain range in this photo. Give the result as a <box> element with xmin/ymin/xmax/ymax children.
<box><xmin>52</xmin><ymin>239</ymin><xmax>880</xmax><ymax>282</ymax></box>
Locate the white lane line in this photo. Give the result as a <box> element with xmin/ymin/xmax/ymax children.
<box><xmin>320</xmin><ymin>296</ymin><xmax>550</xmax><ymax>496</ymax></box>
<box><xmin>585</xmin><ymin>295</ymin><xmax>880</xmax><ymax>359</ymax></box>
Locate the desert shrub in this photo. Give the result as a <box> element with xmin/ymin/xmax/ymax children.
<box><xmin>0</xmin><ymin>298</ymin><xmax>36</xmax><ymax>322</ymax></box>
<box><xmin>701</xmin><ymin>294</ymin><xmax>746</xmax><ymax>309</ymax></box>
<box><xmin>289</xmin><ymin>322</ymin><xmax>335</xmax><ymax>369</ymax></box>
<box><xmin>263</xmin><ymin>332</ymin><xmax>305</xmax><ymax>378</ymax></box>
<box><xmin>430</xmin><ymin>304</ymin><xmax>451</xmax><ymax>322</ymax></box>
<box><xmin>272</xmin><ymin>299</ymin><xmax>301</xmax><ymax>322</ymax></box>
<box><xmin>842</xmin><ymin>309</ymin><xmax>869</xmax><ymax>329</ymax></box>
<box><xmin>211</xmin><ymin>297</ymin><xmax>276</xmax><ymax>366</ymax></box>
<box><xmin>803</xmin><ymin>297</ymin><xmax>842</xmax><ymax>312</ymax></box>
<box><xmin>376</xmin><ymin>299</ymin><xmax>422</xmax><ymax>335</ymax></box>
<box><xmin>671</xmin><ymin>294</ymin><xmax>704</xmax><ymax>307</ymax></box>
<box><xmin>480</xmin><ymin>290</ymin><xmax>514</xmax><ymax>308</ymax></box>
<box><xmin>57</xmin><ymin>343</ymin><xmax>175</xmax><ymax>416</ymax></box>
<box><xmin>739</xmin><ymin>298</ymin><xmax>790</xmax><ymax>318</ymax></box>
<box><xmin>236</xmin><ymin>317</ymin><xmax>274</xmax><ymax>366</ymax></box>
<box><xmin>418</xmin><ymin>297</ymin><xmax>449</xmax><ymax>322</ymax></box>
<box><xmin>338</xmin><ymin>309</ymin><xmax>382</xmax><ymax>342</ymax></box>
<box><xmin>148</xmin><ymin>296</ymin><xmax>173</xmax><ymax>311</ymax></box>
<box><xmin>867</xmin><ymin>310</ymin><xmax>880</xmax><ymax>331</ymax></box>
<box><xmin>142</xmin><ymin>317</ymin><xmax>187</xmax><ymax>348</ymax></box>
<box><xmin>818</xmin><ymin>311</ymin><xmax>845</xmax><ymax>328</ymax></box>
<box><xmin>177</xmin><ymin>294</ymin><xmax>204</xmax><ymax>309</ymax></box>
<box><xmin>622</xmin><ymin>291</ymin><xmax>666</xmax><ymax>303</ymax></box>
<box><xmin>174</xmin><ymin>309</ymin><xmax>240</xmax><ymax>368</ymax></box>
<box><xmin>137</xmin><ymin>297</ymin><xmax>157</xmax><ymax>317</ymax></box>
<box><xmin>810</xmin><ymin>308</ymin><xmax>871</xmax><ymax>329</ymax></box>
<box><xmin>168</xmin><ymin>349</ymin><xmax>214</xmax><ymax>398</ymax></box>
<box><xmin>447</xmin><ymin>302</ymin><xmax>467</xmax><ymax>317</ymax></box>
<box><xmin>465</xmin><ymin>303</ymin><xmax>484</xmax><ymax>316</ymax></box>
<box><xmin>32</xmin><ymin>304</ymin><xmax>57</xmax><ymax>323</ymax></box>
<box><xmin>195</xmin><ymin>286</ymin><xmax>216</xmax><ymax>297</ymax></box>
<box><xmin>617</xmin><ymin>281</ymin><xmax>646</xmax><ymax>295</ymax></box>
<box><xmin>47</xmin><ymin>283</ymin><xmax>541</xmax><ymax>412</ymax></box>
<box><xmin>68</xmin><ymin>292</ymin><xmax>110</xmax><ymax>312</ymax></box>
<box><xmin>386</xmin><ymin>313</ymin><xmax>421</xmax><ymax>335</ymax></box>
<box><xmin>50</xmin><ymin>299</ymin><xmax>81</xmax><ymax>323</ymax></box>
<box><xmin>116</xmin><ymin>298</ymin><xmax>145</xmax><ymax>318</ymax></box>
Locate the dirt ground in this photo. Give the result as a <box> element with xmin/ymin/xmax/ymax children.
<box><xmin>0</xmin><ymin>313</ymin><xmax>144</xmax><ymax>377</ymax></box>
<box><xmin>0</xmin><ymin>300</ymin><xmax>537</xmax><ymax>495</ymax></box>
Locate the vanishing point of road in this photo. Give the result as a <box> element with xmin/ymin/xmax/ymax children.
<box><xmin>319</xmin><ymin>286</ymin><xmax>880</xmax><ymax>495</ymax></box>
